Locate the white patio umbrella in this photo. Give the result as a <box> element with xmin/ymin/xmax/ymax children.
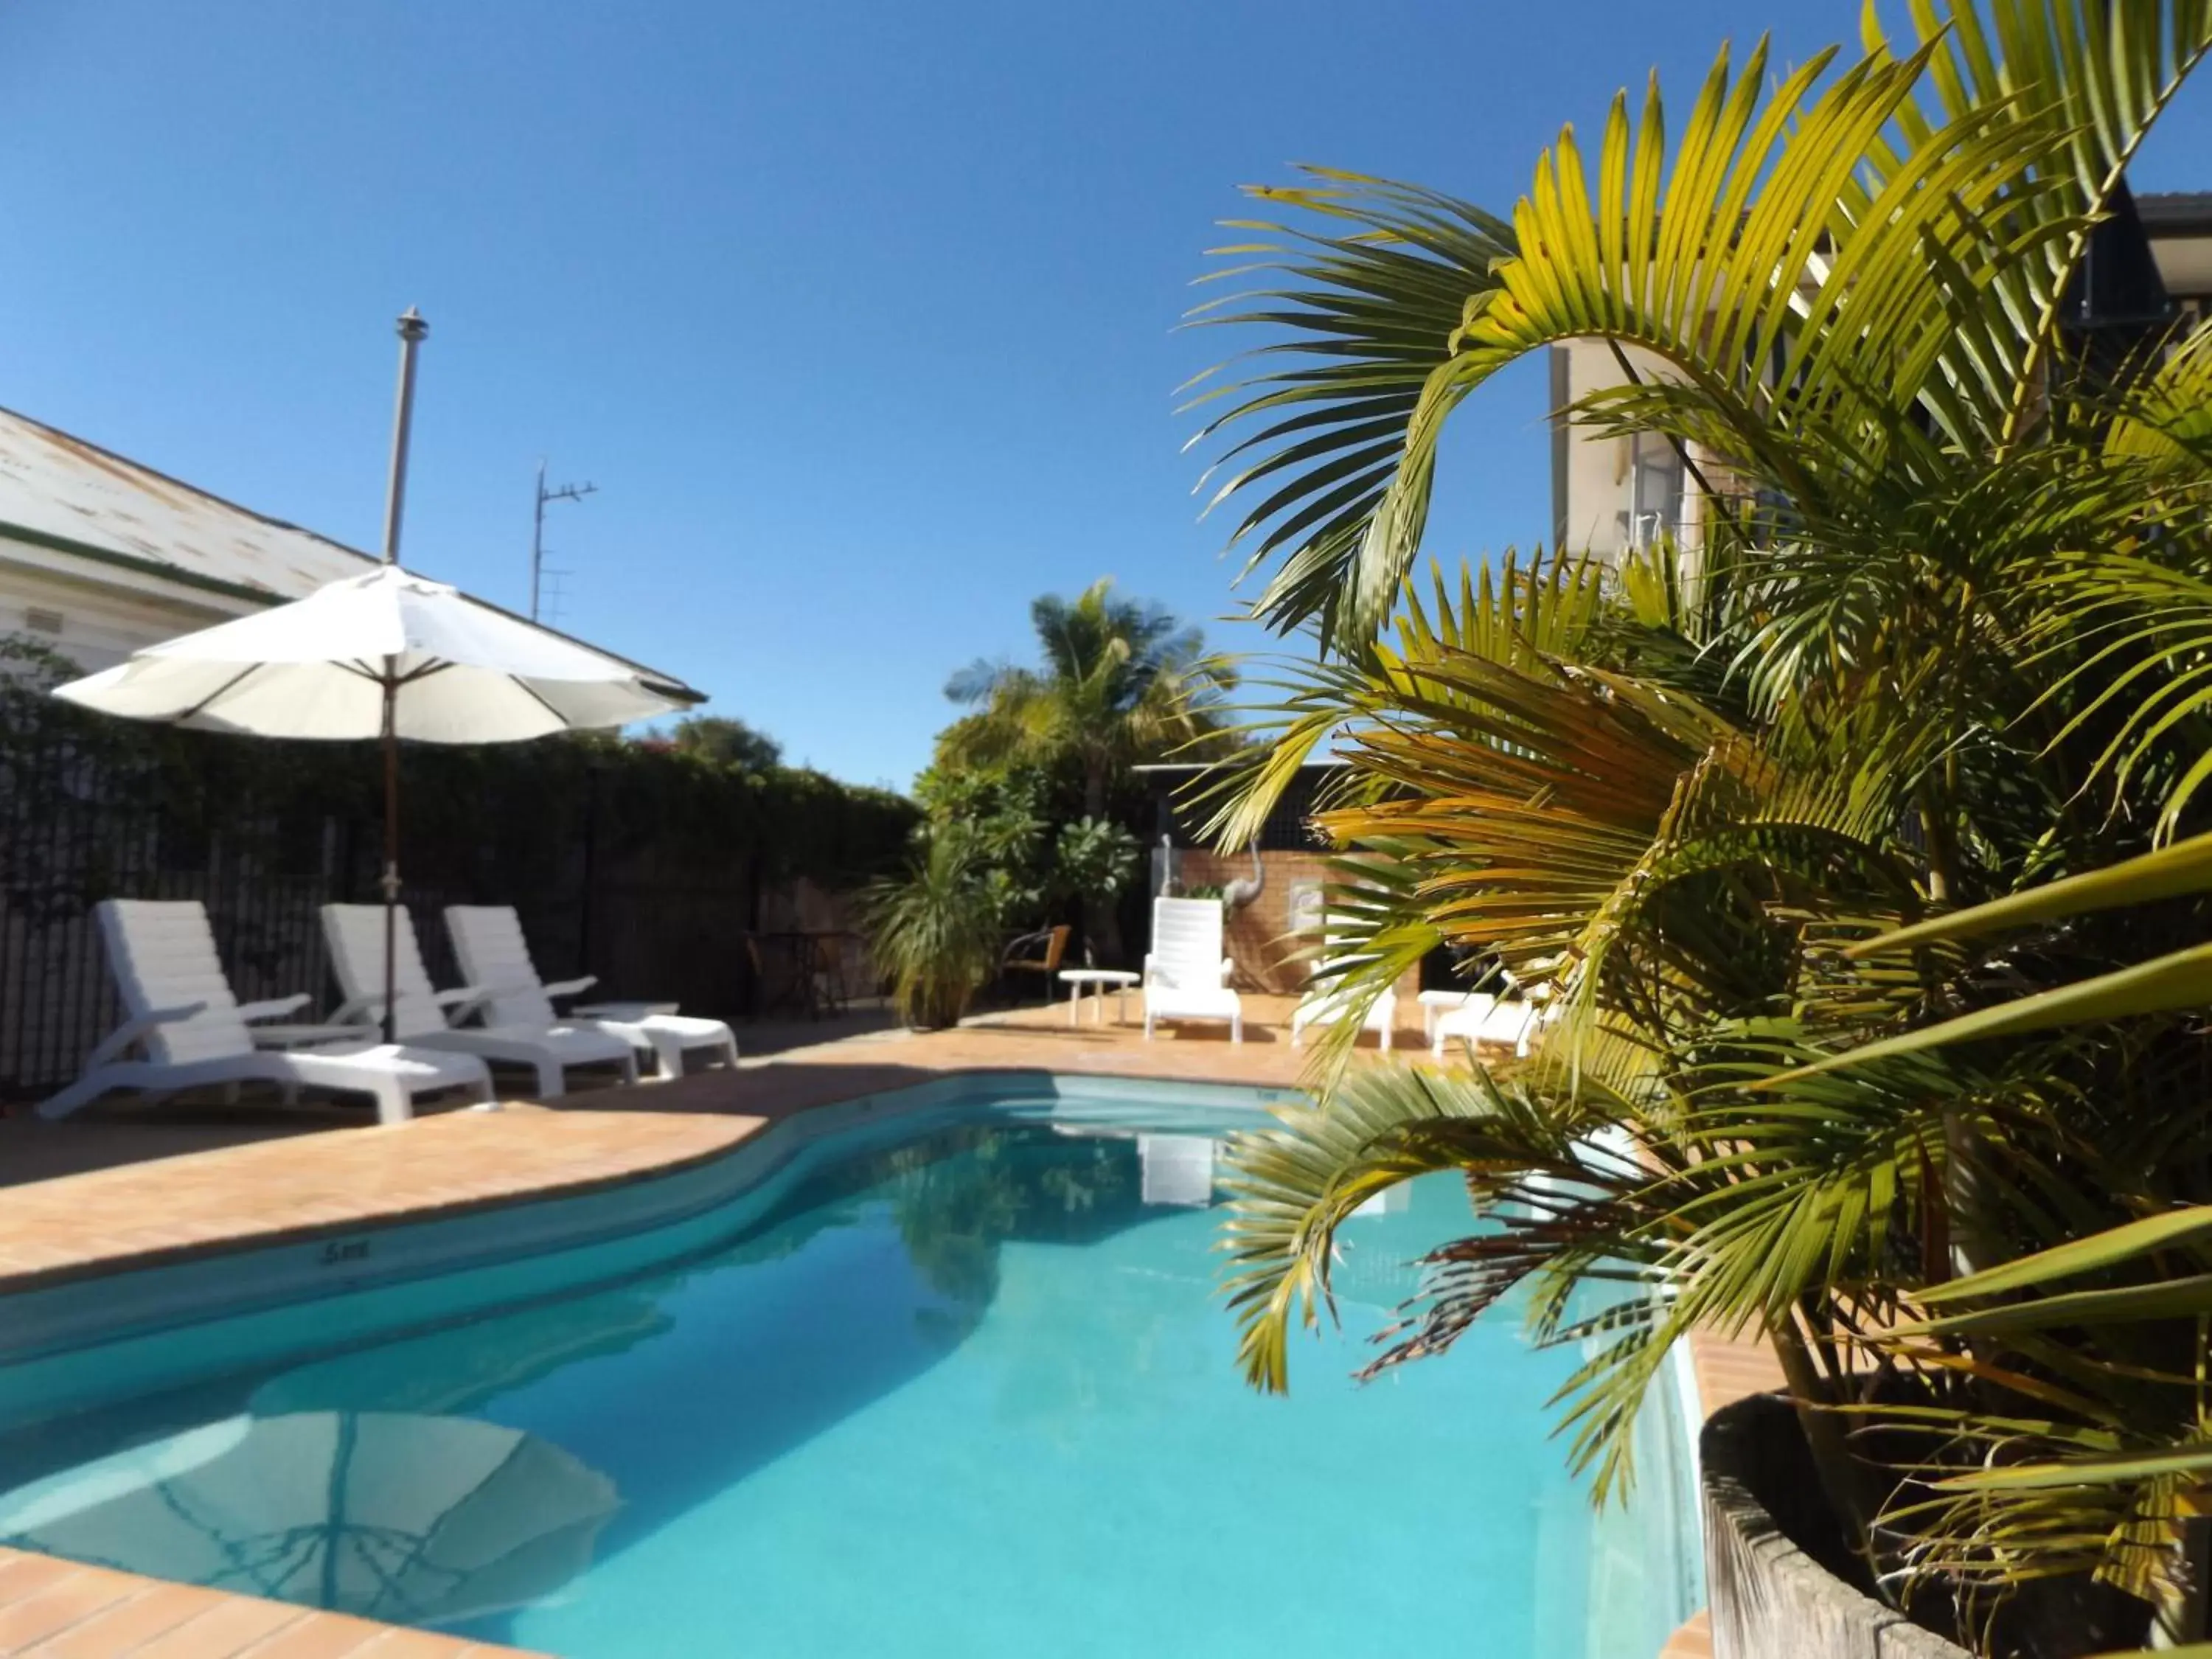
<box><xmin>49</xmin><ymin>311</ymin><xmax>695</xmax><ymax>1042</ymax></box>
<box><xmin>52</xmin><ymin>565</ymin><xmax>690</xmax><ymax>1043</ymax></box>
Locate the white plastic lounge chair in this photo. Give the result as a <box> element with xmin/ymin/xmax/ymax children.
<box><xmin>1289</xmin><ymin>919</ymin><xmax>1400</xmax><ymax>1051</ymax></box>
<box><xmin>444</xmin><ymin>905</ymin><xmax>737</xmax><ymax>1082</ymax></box>
<box><xmin>1418</xmin><ymin>988</ymin><xmax>1495</xmax><ymax>1046</ymax></box>
<box><xmin>1433</xmin><ymin>990</ymin><xmax>1558</xmax><ymax>1061</ymax></box>
<box><xmin>321</xmin><ymin>905</ymin><xmax>639</xmax><ymax>1099</ymax></box>
<box><xmin>1292</xmin><ymin>985</ymin><xmax>1397</xmax><ymax>1050</ymax></box>
<box><xmin>38</xmin><ymin>900</ymin><xmax>493</xmax><ymax>1125</ymax></box>
<box><xmin>1142</xmin><ymin>897</ymin><xmax>1242</xmax><ymax>1043</ymax></box>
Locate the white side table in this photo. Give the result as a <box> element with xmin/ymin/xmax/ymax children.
<box><xmin>1060</xmin><ymin>968</ymin><xmax>1141</xmax><ymax>1029</ymax></box>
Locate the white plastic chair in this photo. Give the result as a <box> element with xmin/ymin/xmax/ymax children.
<box><xmin>321</xmin><ymin>905</ymin><xmax>639</xmax><ymax>1099</ymax></box>
<box><xmin>1434</xmin><ymin>990</ymin><xmax>1559</xmax><ymax>1061</ymax></box>
<box><xmin>1418</xmin><ymin>989</ymin><xmax>1495</xmax><ymax>1046</ymax></box>
<box><xmin>1141</xmin><ymin>897</ymin><xmax>1242</xmax><ymax>1043</ymax></box>
<box><xmin>38</xmin><ymin>900</ymin><xmax>493</xmax><ymax>1125</ymax></box>
<box><xmin>1290</xmin><ymin>919</ymin><xmax>1399</xmax><ymax>1051</ymax></box>
<box><xmin>444</xmin><ymin>905</ymin><xmax>737</xmax><ymax>1082</ymax></box>
<box><xmin>1292</xmin><ymin>985</ymin><xmax>1398</xmax><ymax>1050</ymax></box>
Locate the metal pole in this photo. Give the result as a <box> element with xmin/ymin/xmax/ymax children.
<box><xmin>377</xmin><ymin>307</ymin><xmax>427</xmax><ymax>1042</ymax></box>
<box><xmin>530</xmin><ymin>465</ymin><xmax>596</xmax><ymax>623</ymax></box>
<box><xmin>531</xmin><ymin>459</ymin><xmax>547</xmax><ymax>622</ymax></box>
<box><xmin>380</xmin><ymin>308</ymin><xmax>428</xmax><ymax>566</ymax></box>
<box><xmin>380</xmin><ymin>680</ymin><xmax>400</xmax><ymax>1046</ymax></box>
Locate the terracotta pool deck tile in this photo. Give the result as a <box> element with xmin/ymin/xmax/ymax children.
<box><xmin>0</xmin><ymin>1553</ymin><xmax>540</xmax><ymax>1659</ymax></box>
<box><xmin>0</xmin><ymin>1568</ymin><xmax>148</xmax><ymax>1651</ymax></box>
<box><xmin>0</xmin><ymin>1555</ymin><xmax>102</xmax><ymax>1606</ymax></box>
<box><xmin>1687</xmin><ymin>1329</ymin><xmax>1787</xmax><ymax>1414</ymax></box>
<box><xmin>1658</xmin><ymin>1609</ymin><xmax>1713</xmax><ymax>1658</ymax></box>
<box><xmin>0</xmin><ymin>1111</ymin><xmax>760</xmax><ymax>1291</ymax></box>
<box><xmin>118</xmin><ymin>1599</ymin><xmax>315</xmax><ymax>1658</ymax></box>
<box><xmin>232</xmin><ymin>1611</ymin><xmax>421</xmax><ymax>1658</ymax></box>
<box><xmin>22</xmin><ymin>1586</ymin><xmax>214</xmax><ymax>1658</ymax></box>
<box><xmin>344</xmin><ymin>1633</ymin><xmax>497</xmax><ymax>1658</ymax></box>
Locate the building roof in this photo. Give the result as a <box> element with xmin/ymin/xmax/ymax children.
<box><xmin>2139</xmin><ymin>192</ymin><xmax>2212</xmax><ymax>236</ymax></box>
<box><xmin>0</xmin><ymin>403</ymin><xmax>702</xmax><ymax>702</ymax></box>
<box><xmin>0</xmin><ymin>404</ymin><xmax>375</xmax><ymax>604</ymax></box>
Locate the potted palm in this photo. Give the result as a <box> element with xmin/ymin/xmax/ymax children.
<box><xmin>860</xmin><ymin>828</ymin><xmax>1008</xmax><ymax>1030</ymax></box>
<box><xmin>1186</xmin><ymin>3</ymin><xmax>2212</xmax><ymax>1653</ymax></box>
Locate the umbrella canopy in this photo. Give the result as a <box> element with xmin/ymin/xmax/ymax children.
<box><xmin>53</xmin><ymin>564</ymin><xmax>685</xmax><ymax>740</ymax></box>
<box><xmin>0</xmin><ymin>1411</ymin><xmax>619</xmax><ymax>1628</ymax></box>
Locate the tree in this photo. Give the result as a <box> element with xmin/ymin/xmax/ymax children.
<box><xmin>1191</xmin><ymin>5</ymin><xmax>2212</xmax><ymax>1651</ymax></box>
<box><xmin>668</xmin><ymin>714</ymin><xmax>782</xmax><ymax>773</ymax></box>
<box><xmin>942</xmin><ymin>580</ymin><xmax>1234</xmax><ymax>821</ymax></box>
<box><xmin>941</xmin><ymin>580</ymin><xmax>1234</xmax><ymax>957</ymax></box>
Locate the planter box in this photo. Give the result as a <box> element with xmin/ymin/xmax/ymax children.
<box><xmin>1703</xmin><ymin>1394</ymin><xmax>1969</xmax><ymax>1658</ymax></box>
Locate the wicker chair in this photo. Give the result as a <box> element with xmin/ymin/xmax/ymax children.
<box><xmin>1000</xmin><ymin>925</ymin><xmax>1072</xmax><ymax>1004</ymax></box>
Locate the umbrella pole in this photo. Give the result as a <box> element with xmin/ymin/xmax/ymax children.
<box><xmin>381</xmin><ymin>672</ymin><xmax>400</xmax><ymax>1048</ymax></box>
<box><xmin>375</xmin><ymin>308</ymin><xmax>427</xmax><ymax>1053</ymax></box>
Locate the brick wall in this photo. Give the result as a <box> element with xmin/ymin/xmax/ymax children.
<box><xmin>1166</xmin><ymin>850</ymin><xmax>1427</xmax><ymax>1006</ymax></box>
<box><xmin>1173</xmin><ymin>849</ymin><xmax>1331</xmax><ymax>991</ymax></box>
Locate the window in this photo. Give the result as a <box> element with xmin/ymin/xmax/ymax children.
<box><xmin>1627</xmin><ymin>434</ymin><xmax>1685</xmax><ymax>551</ymax></box>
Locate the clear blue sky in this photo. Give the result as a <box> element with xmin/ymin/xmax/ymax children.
<box><xmin>3</xmin><ymin>2</ymin><xmax>2208</xmax><ymax>790</ymax></box>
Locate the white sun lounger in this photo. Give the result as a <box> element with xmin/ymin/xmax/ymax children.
<box><xmin>1291</xmin><ymin>984</ymin><xmax>1398</xmax><ymax>1049</ymax></box>
<box><xmin>1142</xmin><ymin>897</ymin><xmax>1242</xmax><ymax>1043</ymax></box>
<box><xmin>1433</xmin><ymin>992</ymin><xmax>1555</xmax><ymax>1061</ymax></box>
<box><xmin>1289</xmin><ymin>918</ymin><xmax>1400</xmax><ymax>1051</ymax></box>
<box><xmin>321</xmin><ymin>905</ymin><xmax>639</xmax><ymax>1099</ymax></box>
<box><xmin>38</xmin><ymin>900</ymin><xmax>493</xmax><ymax>1125</ymax></box>
<box><xmin>444</xmin><ymin>905</ymin><xmax>737</xmax><ymax>1082</ymax></box>
<box><xmin>1418</xmin><ymin>989</ymin><xmax>1495</xmax><ymax>1045</ymax></box>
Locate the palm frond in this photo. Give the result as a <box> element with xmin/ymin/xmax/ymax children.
<box><xmin>1182</xmin><ymin>172</ymin><xmax>1517</xmax><ymax>642</ymax></box>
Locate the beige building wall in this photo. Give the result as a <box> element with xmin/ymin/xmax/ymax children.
<box><xmin>1550</xmin><ymin>208</ymin><xmax>2212</xmax><ymax>570</ymax></box>
<box><xmin>0</xmin><ymin>538</ymin><xmax>255</xmax><ymax>672</ymax></box>
<box><xmin>1551</xmin><ymin>339</ymin><xmax>1707</xmax><ymax>565</ymax></box>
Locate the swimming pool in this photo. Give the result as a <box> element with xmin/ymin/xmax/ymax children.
<box><xmin>0</xmin><ymin>1080</ymin><xmax>1700</xmax><ymax>1657</ymax></box>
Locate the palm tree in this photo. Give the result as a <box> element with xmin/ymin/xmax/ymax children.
<box><xmin>942</xmin><ymin>580</ymin><xmax>1234</xmax><ymax>956</ymax></box>
<box><xmin>944</xmin><ymin>580</ymin><xmax>1232</xmax><ymax>820</ymax></box>
<box><xmin>1189</xmin><ymin>5</ymin><xmax>2212</xmax><ymax>1650</ymax></box>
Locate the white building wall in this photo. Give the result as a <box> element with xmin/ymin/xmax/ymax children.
<box><xmin>0</xmin><ymin>536</ymin><xmax>263</xmax><ymax>672</ymax></box>
<box><xmin>1552</xmin><ymin>339</ymin><xmax>1703</xmax><ymax>565</ymax></box>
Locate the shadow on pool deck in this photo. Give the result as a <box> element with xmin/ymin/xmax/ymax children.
<box><xmin>0</xmin><ymin>992</ymin><xmax>1338</xmax><ymax>1293</ymax></box>
<box><xmin>0</xmin><ymin>1000</ymin><xmax>914</xmax><ymax>1194</ymax></box>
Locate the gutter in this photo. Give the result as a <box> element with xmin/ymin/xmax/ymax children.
<box><xmin>0</xmin><ymin>518</ymin><xmax>282</xmax><ymax>608</ymax></box>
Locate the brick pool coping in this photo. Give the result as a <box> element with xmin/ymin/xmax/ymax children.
<box><xmin>0</xmin><ymin>1006</ymin><xmax>1778</xmax><ymax>1656</ymax></box>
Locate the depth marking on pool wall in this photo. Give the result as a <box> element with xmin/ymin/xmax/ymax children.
<box><xmin>319</xmin><ymin>1238</ymin><xmax>372</xmax><ymax>1266</ymax></box>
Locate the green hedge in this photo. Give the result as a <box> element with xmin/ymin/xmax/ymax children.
<box><xmin>0</xmin><ymin>635</ymin><xmax>917</xmax><ymax>903</ymax></box>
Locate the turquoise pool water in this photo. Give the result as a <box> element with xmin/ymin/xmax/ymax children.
<box><xmin>0</xmin><ymin>1091</ymin><xmax>1699</xmax><ymax>1657</ymax></box>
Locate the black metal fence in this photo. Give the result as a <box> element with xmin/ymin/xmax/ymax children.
<box><xmin>0</xmin><ymin>719</ymin><xmax>910</xmax><ymax>1101</ymax></box>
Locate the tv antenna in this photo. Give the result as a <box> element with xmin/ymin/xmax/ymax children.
<box><xmin>531</xmin><ymin>459</ymin><xmax>597</xmax><ymax>622</ymax></box>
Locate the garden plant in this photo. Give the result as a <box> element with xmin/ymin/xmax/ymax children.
<box><xmin>1191</xmin><ymin>3</ymin><xmax>2212</xmax><ymax>1651</ymax></box>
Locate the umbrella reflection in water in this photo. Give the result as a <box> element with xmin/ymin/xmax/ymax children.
<box><xmin>0</xmin><ymin>1411</ymin><xmax>619</xmax><ymax>1627</ymax></box>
